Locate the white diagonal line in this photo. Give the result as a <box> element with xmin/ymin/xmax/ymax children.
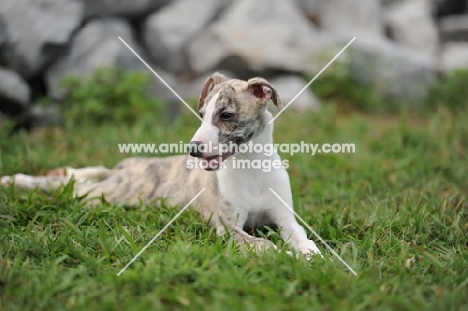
<box><xmin>269</xmin><ymin>188</ymin><xmax>358</xmax><ymax>276</ymax></box>
<box><xmin>117</xmin><ymin>188</ymin><xmax>206</xmax><ymax>276</ymax></box>
<box><xmin>118</xmin><ymin>36</ymin><xmax>206</xmax><ymax>124</ymax></box>
<box><xmin>269</xmin><ymin>37</ymin><xmax>356</xmax><ymax>124</ymax></box>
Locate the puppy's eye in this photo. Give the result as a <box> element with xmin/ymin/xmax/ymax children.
<box><xmin>199</xmin><ymin>112</ymin><xmax>204</xmax><ymax>119</ymax></box>
<box><xmin>221</xmin><ymin>112</ymin><xmax>234</xmax><ymax>120</ymax></box>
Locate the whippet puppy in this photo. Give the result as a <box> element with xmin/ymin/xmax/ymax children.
<box><xmin>1</xmin><ymin>72</ymin><xmax>321</xmax><ymax>257</ymax></box>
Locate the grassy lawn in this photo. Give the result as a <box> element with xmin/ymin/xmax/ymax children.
<box><xmin>0</xmin><ymin>104</ymin><xmax>467</xmax><ymax>310</ymax></box>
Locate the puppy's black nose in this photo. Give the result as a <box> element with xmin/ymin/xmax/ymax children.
<box><xmin>188</xmin><ymin>141</ymin><xmax>204</xmax><ymax>158</ymax></box>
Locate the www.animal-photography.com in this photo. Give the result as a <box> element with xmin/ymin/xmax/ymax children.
<box><xmin>0</xmin><ymin>0</ymin><xmax>467</xmax><ymax>310</ymax></box>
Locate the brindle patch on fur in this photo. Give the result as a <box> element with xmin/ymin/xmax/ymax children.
<box><xmin>205</xmin><ymin>82</ymin><xmax>267</xmax><ymax>145</ymax></box>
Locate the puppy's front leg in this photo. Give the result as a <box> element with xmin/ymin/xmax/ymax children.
<box><xmin>216</xmin><ymin>203</ymin><xmax>275</xmax><ymax>252</ymax></box>
<box><xmin>266</xmin><ymin>191</ymin><xmax>322</xmax><ymax>258</ymax></box>
<box><xmin>218</xmin><ymin>223</ymin><xmax>276</xmax><ymax>252</ymax></box>
<box><xmin>277</xmin><ymin>216</ymin><xmax>322</xmax><ymax>258</ymax></box>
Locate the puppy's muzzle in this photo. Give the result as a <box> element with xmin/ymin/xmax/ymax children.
<box><xmin>188</xmin><ymin>141</ymin><xmax>204</xmax><ymax>158</ymax></box>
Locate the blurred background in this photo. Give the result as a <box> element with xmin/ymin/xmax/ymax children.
<box><xmin>0</xmin><ymin>0</ymin><xmax>467</xmax><ymax>131</ymax></box>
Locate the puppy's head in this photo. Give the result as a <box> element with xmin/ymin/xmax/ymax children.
<box><xmin>189</xmin><ymin>72</ymin><xmax>283</xmax><ymax>170</ymax></box>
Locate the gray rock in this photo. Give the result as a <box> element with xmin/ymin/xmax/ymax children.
<box><xmin>13</xmin><ymin>103</ymin><xmax>63</xmax><ymax>131</ymax></box>
<box><xmin>434</xmin><ymin>0</ymin><xmax>467</xmax><ymax>17</ymax></box>
<box><xmin>269</xmin><ymin>76</ymin><xmax>321</xmax><ymax>112</ymax></box>
<box><xmin>46</xmin><ymin>18</ymin><xmax>182</xmax><ymax>115</ymax></box>
<box><xmin>385</xmin><ymin>0</ymin><xmax>439</xmax><ymax>58</ymax></box>
<box><xmin>78</xmin><ymin>0</ymin><xmax>172</xmax><ymax>18</ymax></box>
<box><xmin>189</xmin><ymin>0</ymin><xmax>337</xmax><ymax>78</ymax></box>
<box><xmin>0</xmin><ymin>67</ymin><xmax>30</xmax><ymax>115</ymax></box>
<box><xmin>46</xmin><ymin>18</ymin><xmax>135</xmax><ymax>98</ymax></box>
<box><xmin>295</xmin><ymin>0</ymin><xmax>320</xmax><ymax>13</ymax></box>
<box><xmin>317</xmin><ymin>0</ymin><xmax>383</xmax><ymax>38</ymax></box>
<box><xmin>143</xmin><ymin>0</ymin><xmax>230</xmax><ymax>73</ymax></box>
<box><xmin>0</xmin><ymin>18</ymin><xmax>9</xmax><ymax>65</ymax></box>
<box><xmin>348</xmin><ymin>36</ymin><xmax>437</xmax><ymax>103</ymax></box>
<box><xmin>0</xmin><ymin>0</ymin><xmax>84</xmax><ymax>78</ymax></box>
<box><xmin>380</xmin><ymin>0</ymin><xmax>401</xmax><ymax>6</ymax></box>
<box><xmin>439</xmin><ymin>42</ymin><xmax>468</xmax><ymax>71</ymax></box>
<box><xmin>440</xmin><ymin>14</ymin><xmax>468</xmax><ymax>42</ymax></box>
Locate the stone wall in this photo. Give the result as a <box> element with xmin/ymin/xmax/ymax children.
<box><xmin>1</xmin><ymin>0</ymin><xmax>467</xmax><ymax>127</ymax></box>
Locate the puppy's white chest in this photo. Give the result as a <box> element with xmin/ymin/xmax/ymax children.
<box><xmin>220</xmin><ymin>174</ymin><xmax>266</xmax><ymax>211</ymax></box>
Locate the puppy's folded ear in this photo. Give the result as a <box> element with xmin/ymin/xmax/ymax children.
<box><xmin>247</xmin><ymin>77</ymin><xmax>283</xmax><ymax>110</ymax></box>
<box><xmin>198</xmin><ymin>72</ymin><xmax>231</xmax><ymax>110</ymax></box>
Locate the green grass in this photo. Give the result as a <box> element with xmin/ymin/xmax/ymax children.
<box><xmin>0</xmin><ymin>104</ymin><xmax>467</xmax><ymax>310</ymax></box>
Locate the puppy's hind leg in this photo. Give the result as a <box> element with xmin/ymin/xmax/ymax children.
<box><xmin>0</xmin><ymin>173</ymin><xmax>69</xmax><ymax>192</ymax></box>
<box><xmin>0</xmin><ymin>166</ymin><xmax>111</xmax><ymax>192</ymax></box>
<box><xmin>46</xmin><ymin>166</ymin><xmax>111</xmax><ymax>183</ymax></box>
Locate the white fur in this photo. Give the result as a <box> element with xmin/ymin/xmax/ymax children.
<box><xmin>216</xmin><ymin>110</ymin><xmax>321</xmax><ymax>256</ymax></box>
<box><xmin>190</xmin><ymin>91</ymin><xmax>220</xmax><ymax>155</ymax></box>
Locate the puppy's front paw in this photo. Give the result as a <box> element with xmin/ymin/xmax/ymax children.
<box><xmin>298</xmin><ymin>240</ymin><xmax>323</xmax><ymax>259</ymax></box>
